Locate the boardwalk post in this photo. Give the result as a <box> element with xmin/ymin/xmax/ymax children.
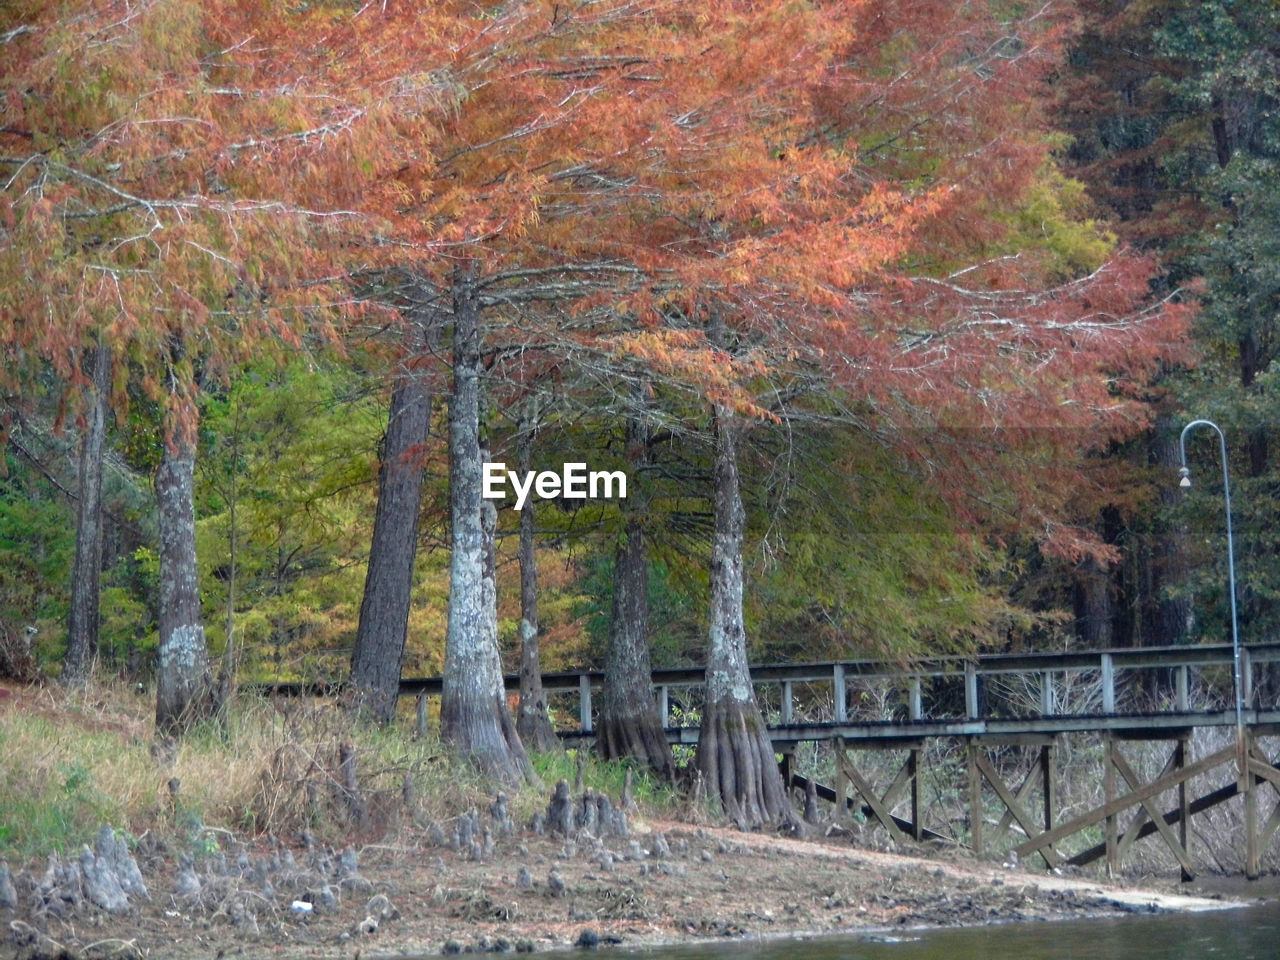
<box><xmin>968</xmin><ymin>740</ymin><xmax>983</xmax><ymax>856</ymax></box>
<box><xmin>416</xmin><ymin>693</ymin><xmax>428</xmax><ymax>739</ymax></box>
<box><xmin>909</xmin><ymin>747</ymin><xmax>922</xmax><ymax>841</ymax></box>
<box><xmin>1177</xmin><ymin>666</ymin><xmax>1189</xmax><ymax>712</ymax></box>
<box><xmin>1041</xmin><ymin>742</ymin><xmax>1055</xmax><ymax>852</ymax></box>
<box><xmin>1040</xmin><ymin>672</ymin><xmax>1053</xmax><ymax>716</ymax></box>
<box><xmin>1242</xmin><ymin>647</ymin><xmax>1254</xmax><ymax>709</ymax></box>
<box><xmin>1245</xmin><ymin>729</ymin><xmax>1259</xmax><ymax>879</ymax></box>
<box><xmin>834</xmin><ymin>738</ymin><xmax>849</xmax><ymax>823</ymax></box>
<box><xmin>782</xmin><ymin>680</ymin><xmax>794</xmax><ymax>725</ymax></box>
<box><xmin>1101</xmin><ymin>654</ymin><xmax>1115</xmax><ymax>714</ymax></box>
<box><xmin>909</xmin><ymin>678</ymin><xmax>922</xmax><ymax>721</ymax></box>
<box><xmin>1177</xmin><ymin>736</ymin><xmax>1192</xmax><ymax>882</ymax></box>
<box><xmin>964</xmin><ymin>663</ymin><xmax>978</xmax><ymax>720</ymax></box>
<box><xmin>579</xmin><ymin>674</ymin><xmax>593</xmax><ymax>733</ymax></box>
<box><xmin>833</xmin><ymin>664</ymin><xmax>847</xmax><ymax>723</ymax></box>
<box><xmin>1104</xmin><ymin>735</ymin><xmax>1117</xmax><ymax>876</ymax></box>
<box><xmin>657</xmin><ymin>685</ymin><xmax>669</xmax><ymax>726</ymax></box>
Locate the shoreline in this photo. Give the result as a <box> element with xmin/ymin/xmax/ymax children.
<box><xmin>4</xmin><ymin>815</ymin><xmax>1253</xmax><ymax>959</ymax></box>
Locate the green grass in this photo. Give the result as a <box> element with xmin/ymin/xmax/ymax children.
<box><xmin>529</xmin><ymin>747</ymin><xmax>679</xmax><ymax>812</ymax></box>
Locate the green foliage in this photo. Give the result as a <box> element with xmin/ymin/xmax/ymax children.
<box><xmin>742</xmin><ymin>426</ymin><xmax>1029</xmax><ymax>662</ymax></box>
<box><xmin>990</xmin><ymin>165</ymin><xmax>1116</xmax><ymax>279</ymax></box>
<box><xmin>195</xmin><ymin>361</ymin><xmax>382</xmax><ymax>681</ymax></box>
<box><xmin>576</xmin><ymin>553</ymin><xmax>704</xmax><ymax>669</ymax></box>
<box><xmin>0</xmin><ymin>448</ymin><xmax>75</xmax><ymax>631</ymax></box>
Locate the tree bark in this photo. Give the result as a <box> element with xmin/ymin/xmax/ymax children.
<box><xmin>598</xmin><ymin>415</ymin><xmax>675</xmax><ymax>780</ymax></box>
<box><xmin>62</xmin><ymin>338</ymin><xmax>111</xmax><ymax>688</ymax></box>
<box><xmin>350</xmin><ymin>308</ymin><xmax>435</xmax><ymax>723</ymax></box>
<box><xmin>1073</xmin><ymin>555</ymin><xmax>1113</xmax><ymax>648</ymax></box>
<box><xmin>155</xmin><ymin>383</ymin><xmax>216</xmax><ymax>733</ymax></box>
<box><xmin>694</xmin><ymin>405</ymin><xmax>794</xmax><ymax>828</ymax></box>
<box><xmin>515</xmin><ymin>419</ymin><xmax>559</xmax><ymax>752</ymax></box>
<box><xmin>440</xmin><ymin>269</ymin><xmax>532</xmax><ymax>782</ymax></box>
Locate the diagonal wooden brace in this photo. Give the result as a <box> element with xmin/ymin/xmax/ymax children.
<box><xmin>1015</xmin><ymin>745</ymin><xmax>1236</xmax><ymax>861</ymax></box>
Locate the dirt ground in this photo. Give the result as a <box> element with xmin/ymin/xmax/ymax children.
<box><xmin>2</xmin><ymin>810</ymin><xmax>1247</xmax><ymax>960</ymax></box>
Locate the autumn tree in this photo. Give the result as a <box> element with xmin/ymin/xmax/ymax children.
<box><xmin>565</xmin><ymin>0</ymin><xmax>1189</xmax><ymax>822</ymax></box>
<box><xmin>595</xmin><ymin>406</ymin><xmax>678</xmax><ymax>779</ymax></box>
<box><xmin>59</xmin><ymin>339</ymin><xmax>111</xmax><ymax>686</ymax></box>
<box><xmin>5</xmin><ymin>0</ymin><xmax>1191</xmax><ymax>812</ymax></box>
<box><xmin>1</xmin><ymin>0</ymin><xmax>360</xmax><ymax>729</ymax></box>
<box><xmin>512</xmin><ymin>410</ymin><xmax>559</xmax><ymax>752</ymax></box>
<box><xmin>350</xmin><ymin>302</ymin><xmax>437</xmax><ymax>723</ymax></box>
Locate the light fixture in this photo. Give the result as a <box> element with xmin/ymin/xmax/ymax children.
<box><xmin>1178</xmin><ymin>419</ymin><xmax>1244</xmax><ymax>790</ymax></box>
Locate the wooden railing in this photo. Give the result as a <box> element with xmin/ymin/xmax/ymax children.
<box><xmin>258</xmin><ymin>641</ymin><xmax>1280</xmax><ymax>741</ymax></box>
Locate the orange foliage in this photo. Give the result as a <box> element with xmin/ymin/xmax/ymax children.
<box><xmin>2</xmin><ymin>0</ymin><xmax>1190</xmax><ymax>556</ymax></box>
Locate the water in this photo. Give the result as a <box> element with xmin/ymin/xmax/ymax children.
<box><xmin>542</xmin><ymin>900</ymin><xmax>1280</xmax><ymax>960</ymax></box>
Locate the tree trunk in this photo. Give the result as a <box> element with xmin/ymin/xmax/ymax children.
<box><xmin>440</xmin><ymin>269</ymin><xmax>531</xmax><ymax>783</ymax></box>
<box><xmin>350</xmin><ymin>309</ymin><xmax>435</xmax><ymax>723</ymax></box>
<box><xmin>598</xmin><ymin>415</ymin><xmax>675</xmax><ymax>780</ymax></box>
<box><xmin>155</xmin><ymin>394</ymin><xmax>216</xmax><ymax>734</ymax></box>
<box><xmin>1073</xmin><ymin>556</ymin><xmax>1112</xmax><ymax>648</ymax></box>
<box><xmin>515</xmin><ymin>420</ymin><xmax>559</xmax><ymax>752</ymax></box>
<box><xmin>216</xmin><ymin>441</ymin><xmax>238</xmax><ymax>710</ymax></box>
<box><xmin>694</xmin><ymin>407</ymin><xmax>794</xmax><ymax>828</ymax></box>
<box><xmin>62</xmin><ymin>338</ymin><xmax>110</xmax><ymax>688</ymax></box>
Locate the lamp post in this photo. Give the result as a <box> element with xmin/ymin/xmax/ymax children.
<box><xmin>1178</xmin><ymin>419</ymin><xmax>1245</xmax><ymax>783</ymax></box>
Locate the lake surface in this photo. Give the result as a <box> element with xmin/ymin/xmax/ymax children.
<box><xmin>541</xmin><ymin>899</ymin><xmax>1280</xmax><ymax>960</ymax></box>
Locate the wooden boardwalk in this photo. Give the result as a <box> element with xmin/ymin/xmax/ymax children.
<box><xmin>261</xmin><ymin>642</ymin><xmax>1280</xmax><ymax>878</ymax></box>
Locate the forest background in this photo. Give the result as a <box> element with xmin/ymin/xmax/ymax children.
<box><xmin>1</xmin><ymin>0</ymin><xmax>1278</xmax><ymax>820</ymax></box>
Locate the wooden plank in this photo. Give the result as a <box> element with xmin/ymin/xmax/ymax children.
<box><xmin>785</xmin><ymin>773</ymin><xmax>948</xmax><ymax>842</ymax></box>
<box><xmin>994</xmin><ymin>762</ymin><xmax>1042</xmax><ymax>839</ymax></box>
<box><xmin>1247</xmin><ymin>757</ymin><xmax>1280</xmax><ymax>790</ymax></box>
<box><xmin>974</xmin><ymin>752</ymin><xmax>1061</xmax><ymax>867</ymax></box>
<box><xmin>1105</xmin><ymin>737</ymin><xmax>1117</xmax><ymax>874</ymax></box>
<box><xmin>579</xmin><ymin>674</ymin><xmax>593</xmax><ymax>732</ymax></box>
<box><xmin>1015</xmin><ymin>745</ymin><xmax>1236</xmax><ymax>859</ymax></box>
<box><xmin>909</xmin><ymin>748</ymin><xmax>922</xmax><ymax>842</ymax></box>
<box><xmin>1114</xmin><ymin>746</ymin><xmax>1178</xmax><ymax>865</ymax></box>
<box><xmin>835</xmin><ymin>739</ymin><xmax>908</xmax><ymax>845</ymax></box>
<box><xmin>1177</xmin><ymin>738</ymin><xmax>1192</xmax><ymax>883</ymax></box>
<box><xmin>270</xmin><ymin>641</ymin><xmax>1280</xmax><ymax>700</ymax></box>
<box><xmin>1068</xmin><ymin>778</ymin><xmax>1242</xmax><ymax>867</ymax></box>
<box><xmin>1110</xmin><ymin>747</ymin><xmax>1196</xmax><ymax>878</ymax></box>
<box><xmin>1258</xmin><ymin>802</ymin><xmax>1280</xmax><ymax>854</ymax></box>
<box><xmin>1249</xmin><ymin>744</ymin><xmax>1280</xmax><ymax>856</ymax></box>
<box><xmin>968</xmin><ymin>742</ymin><xmax>984</xmax><ymax>857</ymax></box>
<box><xmin>880</xmin><ymin>757</ymin><xmax>915</xmax><ymax>813</ymax></box>
<box><xmin>1041</xmin><ymin>743</ymin><xmax>1056</xmax><ymax>859</ymax></box>
<box><xmin>1243</xmin><ymin>647</ymin><xmax>1254</xmax><ymax>709</ymax></box>
<box><xmin>1246</xmin><ymin>731</ymin><xmax>1258</xmax><ymax>880</ymax></box>
<box><xmin>1102</xmin><ymin>654</ymin><xmax>1115</xmax><ymax>715</ymax></box>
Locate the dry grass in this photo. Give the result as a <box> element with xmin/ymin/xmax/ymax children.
<box><xmin>0</xmin><ymin>679</ymin><xmax>678</xmax><ymax>863</ymax></box>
